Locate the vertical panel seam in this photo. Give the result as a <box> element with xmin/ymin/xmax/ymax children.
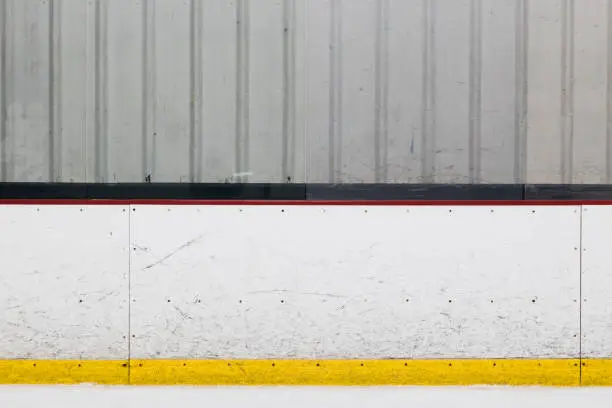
<box><xmin>49</xmin><ymin>0</ymin><xmax>55</xmax><ymax>181</ymax></box>
<box><xmin>469</xmin><ymin>0</ymin><xmax>482</xmax><ymax>184</ymax></box>
<box><xmin>0</xmin><ymin>0</ymin><xmax>6</xmax><ymax>182</ymax></box>
<box><xmin>142</xmin><ymin>0</ymin><xmax>157</xmax><ymax>183</ymax></box>
<box><xmin>243</xmin><ymin>0</ymin><xmax>250</xmax><ymax>183</ymax></box>
<box><xmin>190</xmin><ymin>0</ymin><xmax>204</xmax><ymax>183</ymax></box>
<box><xmin>374</xmin><ymin>0</ymin><xmax>389</xmax><ymax>183</ymax></box>
<box><xmin>236</xmin><ymin>0</ymin><xmax>250</xmax><ymax>183</ymax></box>
<box><xmin>328</xmin><ymin>0</ymin><xmax>336</xmax><ymax>183</ymax></box>
<box><xmin>94</xmin><ymin>0</ymin><xmax>108</xmax><ymax>182</ymax></box>
<box><xmin>607</xmin><ymin>0</ymin><xmax>612</xmax><ymax>183</ymax></box>
<box><xmin>514</xmin><ymin>0</ymin><xmax>529</xmax><ymax>183</ymax></box>
<box><xmin>303</xmin><ymin>0</ymin><xmax>311</xmax><ymax>184</ymax></box>
<box><xmin>84</xmin><ymin>1</ymin><xmax>94</xmax><ymax>183</ymax></box>
<box><xmin>49</xmin><ymin>0</ymin><xmax>62</xmax><ymax>182</ymax></box>
<box><xmin>0</xmin><ymin>0</ymin><xmax>9</xmax><ymax>182</ymax></box>
<box><xmin>560</xmin><ymin>0</ymin><xmax>575</xmax><ymax>184</ymax></box>
<box><xmin>421</xmin><ymin>0</ymin><xmax>436</xmax><ymax>183</ymax></box>
<box><xmin>235</xmin><ymin>0</ymin><xmax>242</xmax><ymax>179</ymax></box>
<box><xmin>282</xmin><ymin>0</ymin><xmax>297</xmax><ymax>183</ymax></box>
<box><xmin>127</xmin><ymin>206</ymin><xmax>132</xmax><ymax>384</ymax></box>
<box><xmin>337</xmin><ymin>1</ymin><xmax>343</xmax><ymax>184</ymax></box>
<box><xmin>579</xmin><ymin>205</ymin><xmax>583</xmax><ymax>385</ymax></box>
<box><xmin>329</xmin><ymin>0</ymin><xmax>343</xmax><ymax>183</ymax></box>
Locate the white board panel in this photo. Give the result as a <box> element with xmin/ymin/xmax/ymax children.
<box><xmin>0</xmin><ymin>205</ymin><xmax>129</xmax><ymax>359</ymax></box>
<box><xmin>581</xmin><ymin>205</ymin><xmax>612</xmax><ymax>358</ymax></box>
<box><xmin>130</xmin><ymin>205</ymin><xmax>581</xmax><ymax>359</ymax></box>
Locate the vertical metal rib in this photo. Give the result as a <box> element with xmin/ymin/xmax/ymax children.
<box><xmin>0</xmin><ymin>0</ymin><xmax>6</xmax><ymax>181</ymax></box>
<box><xmin>469</xmin><ymin>0</ymin><xmax>482</xmax><ymax>183</ymax></box>
<box><xmin>282</xmin><ymin>0</ymin><xmax>296</xmax><ymax>182</ymax></box>
<box><xmin>514</xmin><ymin>0</ymin><xmax>529</xmax><ymax>183</ymax></box>
<box><xmin>607</xmin><ymin>0</ymin><xmax>612</xmax><ymax>183</ymax></box>
<box><xmin>49</xmin><ymin>0</ymin><xmax>62</xmax><ymax>182</ymax></box>
<box><xmin>190</xmin><ymin>0</ymin><xmax>204</xmax><ymax>182</ymax></box>
<box><xmin>142</xmin><ymin>0</ymin><xmax>156</xmax><ymax>182</ymax></box>
<box><xmin>94</xmin><ymin>0</ymin><xmax>108</xmax><ymax>182</ymax></box>
<box><xmin>560</xmin><ymin>0</ymin><xmax>575</xmax><ymax>183</ymax></box>
<box><xmin>421</xmin><ymin>0</ymin><xmax>436</xmax><ymax>183</ymax></box>
<box><xmin>236</xmin><ymin>0</ymin><xmax>250</xmax><ymax>182</ymax></box>
<box><xmin>329</xmin><ymin>0</ymin><xmax>343</xmax><ymax>183</ymax></box>
<box><xmin>374</xmin><ymin>0</ymin><xmax>389</xmax><ymax>183</ymax></box>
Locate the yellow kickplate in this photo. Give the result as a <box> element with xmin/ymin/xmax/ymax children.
<box><xmin>0</xmin><ymin>360</ymin><xmax>129</xmax><ymax>385</ymax></box>
<box><xmin>130</xmin><ymin>359</ymin><xmax>580</xmax><ymax>386</ymax></box>
<box><xmin>581</xmin><ymin>359</ymin><xmax>612</xmax><ymax>386</ymax></box>
<box><xmin>0</xmin><ymin>359</ymin><xmax>583</xmax><ymax>386</ymax></box>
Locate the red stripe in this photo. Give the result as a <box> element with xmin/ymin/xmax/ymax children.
<box><xmin>0</xmin><ymin>199</ymin><xmax>611</xmax><ymax>206</ymax></box>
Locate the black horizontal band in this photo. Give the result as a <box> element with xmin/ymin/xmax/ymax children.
<box><xmin>1</xmin><ymin>183</ymin><xmax>612</xmax><ymax>201</ymax></box>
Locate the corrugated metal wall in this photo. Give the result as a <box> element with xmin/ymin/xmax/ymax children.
<box><xmin>0</xmin><ymin>0</ymin><xmax>610</xmax><ymax>184</ymax></box>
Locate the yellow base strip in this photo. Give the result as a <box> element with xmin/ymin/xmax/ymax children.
<box><xmin>0</xmin><ymin>359</ymin><xmax>598</xmax><ymax>386</ymax></box>
<box><xmin>582</xmin><ymin>359</ymin><xmax>612</xmax><ymax>386</ymax></box>
<box><xmin>0</xmin><ymin>360</ymin><xmax>128</xmax><ymax>385</ymax></box>
<box><xmin>130</xmin><ymin>359</ymin><xmax>580</xmax><ymax>386</ymax></box>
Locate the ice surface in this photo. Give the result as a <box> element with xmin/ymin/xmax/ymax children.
<box><xmin>1</xmin><ymin>386</ymin><xmax>612</xmax><ymax>408</ymax></box>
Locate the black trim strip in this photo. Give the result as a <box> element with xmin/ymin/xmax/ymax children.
<box><xmin>524</xmin><ymin>184</ymin><xmax>612</xmax><ymax>200</ymax></box>
<box><xmin>306</xmin><ymin>184</ymin><xmax>524</xmax><ymax>201</ymax></box>
<box><xmin>2</xmin><ymin>183</ymin><xmax>612</xmax><ymax>201</ymax></box>
<box><xmin>0</xmin><ymin>183</ymin><xmax>307</xmax><ymax>200</ymax></box>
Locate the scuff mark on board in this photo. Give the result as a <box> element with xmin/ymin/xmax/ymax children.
<box><xmin>142</xmin><ymin>234</ymin><xmax>204</xmax><ymax>271</ymax></box>
<box><xmin>173</xmin><ymin>305</ymin><xmax>193</xmax><ymax>320</ymax></box>
<box><xmin>246</xmin><ymin>289</ymin><xmax>348</xmax><ymax>299</ymax></box>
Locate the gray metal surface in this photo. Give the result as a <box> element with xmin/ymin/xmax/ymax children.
<box><xmin>0</xmin><ymin>0</ymin><xmax>610</xmax><ymax>184</ymax></box>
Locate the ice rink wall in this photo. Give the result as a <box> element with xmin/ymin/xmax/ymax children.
<box><xmin>1</xmin><ymin>199</ymin><xmax>612</xmax><ymax>386</ymax></box>
<box><xmin>4</xmin><ymin>0</ymin><xmax>612</xmax><ymax>388</ymax></box>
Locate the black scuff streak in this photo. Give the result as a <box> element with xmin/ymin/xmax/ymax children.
<box><xmin>246</xmin><ymin>289</ymin><xmax>348</xmax><ymax>299</ymax></box>
<box><xmin>173</xmin><ymin>305</ymin><xmax>193</xmax><ymax>320</ymax></box>
<box><xmin>142</xmin><ymin>234</ymin><xmax>204</xmax><ymax>271</ymax></box>
<box><xmin>96</xmin><ymin>290</ymin><xmax>116</xmax><ymax>302</ymax></box>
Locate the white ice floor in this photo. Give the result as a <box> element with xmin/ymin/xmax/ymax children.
<box><xmin>2</xmin><ymin>386</ymin><xmax>612</xmax><ymax>408</ymax></box>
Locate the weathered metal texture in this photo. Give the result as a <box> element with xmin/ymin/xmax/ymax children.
<box><xmin>0</xmin><ymin>0</ymin><xmax>610</xmax><ymax>184</ymax></box>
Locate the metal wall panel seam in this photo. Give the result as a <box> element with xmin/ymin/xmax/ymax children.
<box><xmin>421</xmin><ymin>0</ymin><xmax>436</xmax><ymax>183</ymax></box>
<box><xmin>49</xmin><ymin>0</ymin><xmax>62</xmax><ymax>183</ymax></box>
<box><xmin>561</xmin><ymin>0</ymin><xmax>575</xmax><ymax>184</ymax></box>
<box><xmin>190</xmin><ymin>0</ymin><xmax>204</xmax><ymax>183</ymax></box>
<box><xmin>282</xmin><ymin>0</ymin><xmax>297</xmax><ymax>183</ymax></box>
<box><xmin>0</xmin><ymin>0</ymin><xmax>6</xmax><ymax>182</ymax></box>
<box><xmin>469</xmin><ymin>0</ymin><xmax>482</xmax><ymax>184</ymax></box>
<box><xmin>329</xmin><ymin>0</ymin><xmax>343</xmax><ymax>183</ymax></box>
<box><xmin>236</xmin><ymin>0</ymin><xmax>250</xmax><ymax>183</ymax></box>
<box><xmin>374</xmin><ymin>0</ymin><xmax>389</xmax><ymax>184</ymax></box>
<box><xmin>607</xmin><ymin>0</ymin><xmax>612</xmax><ymax>183</ymax></box>
<box><xmin>0</xmin><ymin>0</ymin><xmax>12</xmax><ymax>183</ymax></box>
<box><xmin>84</xmin><ymin>0</ymin><xmax>97</xmax><ymax>183</ymax></box>
<box><xmin>94</xmin><ymin>0</ymin><xmax>109</xmax><ymax>182</ymax></box>
<box><xmin>142</xmin><ymin>0</ymin><xmax>157</xmax><ymax>183</ymax></box>
<box><xmin>514</xmin><ymin>0</ymin><xmax>529</xmax><ymax>183</ymax></box>
<box><xmin>302</xmin><ymin>0</ymin><xmax>311</xmax><ymax>184</ymax></box>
